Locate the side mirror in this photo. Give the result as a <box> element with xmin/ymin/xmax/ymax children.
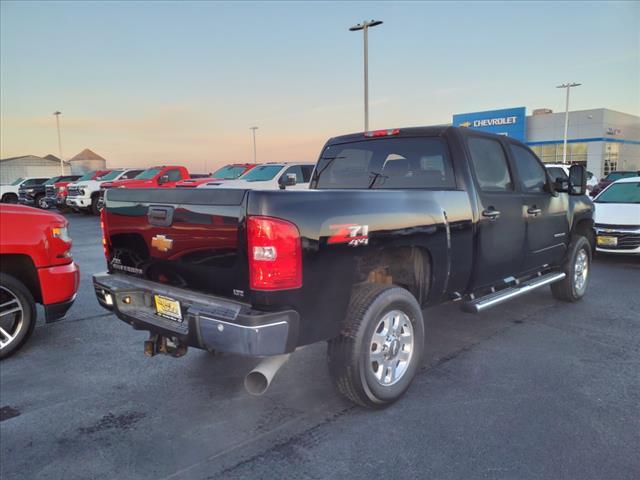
<box><xmin>279</xmin><ymin>173</ymin><xmax>297</xmax><ymax>189</ymax></box>
<box><xmin>569</xmin><ymin>165</ymin><xmax>587</xmax><ymax>195</ymax></box>
<box><xmin>158</xmin><ymin>175</ymin><xmax>169</xmax><ymax>185</ymax></box>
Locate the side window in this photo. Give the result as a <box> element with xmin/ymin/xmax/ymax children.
<box><xmin>300</xmin><ymin>165</ymin><xmax>314</xmax><ymax>182</ymax></box>
<box><xmin>283</xmin><ymin>166</ymin><xmax>304</xmax><ymax>183</ymax></box>
<box><xmin>165</xmin><ymin>169</ymin><xmax>183</xmax><ymax>181</ymax></box>
<box><xmin>511</xmin><ymin>144</ymin><xmax>547</xmax><ymax>193</ymax></box>
<box><xmin>467</xmin><ymin>137</ymin><xmax>513</xmax><ymax>191</ymax></box>
<box><xmin>123</xmin><ymin>170</ymin><xmax>143</xmax><ymax>179</ymax></box>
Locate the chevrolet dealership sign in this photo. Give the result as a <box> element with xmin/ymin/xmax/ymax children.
<box><xmin>453</xmin><ymin>107</ymin><xmax>526</xmax><ymax>141</ymax></box>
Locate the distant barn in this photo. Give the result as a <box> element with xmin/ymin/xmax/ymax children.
<box><xmin>0</xmin><ymin>154</ymin><xmax>69</xmax><ymax>184</ymax></box>
<box><xmin>67</xmin><ymin>149</ymin><xmax>107</xmax><ymax>175</ymax></box>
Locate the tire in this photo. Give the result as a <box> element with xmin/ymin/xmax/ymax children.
<box><xmin>36</xmin><ymin>194</ymin><xmax>48</xmax><ymax>209</ymax></box>
<box><xmin>90</xmin><ymin>195</ymin><xmax>100</xmax><ymax>216</ymax></box>
<box><xmin>0</xmin><ymin>273</ymin><xmax>37</xmax><ymax>360</ymax></box>
<box><xmin>328</xmin><ymin>283</ymin><xmax>425</xmax><ymax>408</ymax></box>
<box><xmin>551</xmin><ymin>235</ymin><xmax>592</xmax><ymax>302</ymax></box>
<box><xmin>1</xmin><ymin>193</ymin><xmax>18</xmax><ymax>204</ymax></box>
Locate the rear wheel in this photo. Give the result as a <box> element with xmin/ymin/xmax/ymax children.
<box><xmin>328</xmin><ymin>284</ymin><xmax>425</xmax><ymax>408</ymax></box>
<box><xmin>0</xmin><ymin>273</ymin><xmax>37</xmax><ymax>360</ymax></box>
<box><xmin>551</xmin><ymin>235</ymin><xmax>591</xmax><ymax>302</ymax></box>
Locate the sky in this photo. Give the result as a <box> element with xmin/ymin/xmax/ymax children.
<box><xmin>1</xmin><ymin>1</ymin><xmax>638</xmax><ymax>172</ymax></box>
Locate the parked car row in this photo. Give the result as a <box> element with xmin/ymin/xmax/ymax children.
<box><xmin>1</xmin><ymin>161</ymin><xmax>314</xmax><ymax>216</ymax></box>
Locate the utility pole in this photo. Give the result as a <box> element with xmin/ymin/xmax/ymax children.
<box><xmin>349</xmin><ymin>20</ymin><xmax>383</xmax><ymax>132</ymax></box>
<box><xmin>250</xmin><ymin>126</ymin><xmax>258</xmax><ymax>163</ymax></box>
<box><xmin>556</xmin><ymin>82</ymin><xmax>581</xmax><ymax>164</ymax></box>
<box><xmin>53</xmin><ymin>111</ymin><xmax>64</xmax><ymax>174</ymax></box>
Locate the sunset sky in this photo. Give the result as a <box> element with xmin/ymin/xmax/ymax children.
<box><xmin>1</xmin><ymin>1</ymin><xmax>638</xmax><ymax>172</ymax></box>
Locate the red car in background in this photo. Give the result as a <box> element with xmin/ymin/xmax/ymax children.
<box><xmin>101</xmin><ymin>165</ymin><xmax>189</xmax><ymax>190</ymax></box>
<box><xmin>175</xmin><ymin>163</ymin><xmax>257</xmax><ymax>188</ymax></box>
<box><xmin>0</xmin><ymin>205</ymin><xmax>80</xmax><ymax>359</ymax></box>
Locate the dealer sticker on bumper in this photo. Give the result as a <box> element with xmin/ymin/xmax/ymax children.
<box><xmin>154</xmin><ymin>295</ymin><xmax>182</xmax><ymax>322</ymax></box>
<box><xmin>597</xmin><ymin>235</ymin><xmax>617</xmax><ymax>247</ymax></box>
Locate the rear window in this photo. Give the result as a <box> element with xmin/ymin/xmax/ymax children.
<box><xmin>547</xmin><ymin>167</ymin><xmax>568</xmax><ymax>180</ymax></box>
<box><xmin>314</xmin><ymin>137</ymin><xmax>455</xmax><ymax>189</ymax></box>
<box><xmin>44</xmin><ymin>176</ymin><xmax>61</xmax><ymax>185</ymax></box>
<box><xmin>77</xmin><ymin>171</ymin><xmax>96</xmax><ymax>181</ymax></box>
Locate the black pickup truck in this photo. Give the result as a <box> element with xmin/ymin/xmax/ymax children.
<box><xmin>94</xmin><ymin>126</ymin><xmax>594</xmax><ymax>407</ymax></box>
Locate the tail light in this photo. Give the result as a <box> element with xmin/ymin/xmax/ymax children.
<box><xmin>100</xmin><ymin>208</ymin><xmax>110</xmax><ymax>261</ymax></box>
<box><xmin>247</xmin><ymin>216</ymin><xmax>302</xmax><ymax>291</ymax></box>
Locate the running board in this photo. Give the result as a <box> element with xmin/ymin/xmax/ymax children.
<box><xmin>462</xmin><ymin>272</ymin><xmax>566</xmax><ymax>313</ymax></box>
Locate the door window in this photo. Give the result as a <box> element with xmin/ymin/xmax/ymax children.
<box><xmin>467</xmin><ymin>137</ymin><xmax>513</xmax><ymax>191</ymax></box>
<box><xmin>165</xmin><ymin>169</ymin><xmax>183</xmax><ymax>181</ymax></box>
<box><xmin>283</xmin><ymin>166</ymin><xmax>304</xmax><ymax>183</ymax></box>
<box><xmin>511</xmin><ymin>144</ymin><xmax>548</xmax><ymax>193</ymax></box>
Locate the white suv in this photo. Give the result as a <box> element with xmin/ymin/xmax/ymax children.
<box><xmin>198</xmin><ymin>163</ymin><xmax>314</xmax><ymax>190</ymax></box>
<box><xmin>66</xmin><ymin>168</ymin><xmax>144</xmax><ymax>214</ymax></box>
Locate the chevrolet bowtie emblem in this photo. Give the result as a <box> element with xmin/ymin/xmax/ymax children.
<box><xmin>459</xmin><ymin>121</ymin><xmax>472</xmax><ymax>128</ymax></box>
<box><xmin>151</xmin><ymin>234</ymin><xmax>173</xmax><ymax>252</ymax></box>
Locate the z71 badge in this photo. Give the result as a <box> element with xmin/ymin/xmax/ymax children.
<box><xmin>328</xmin><ymin>224</ymin><xmax>369</xmax><ymax>247</ymax></box>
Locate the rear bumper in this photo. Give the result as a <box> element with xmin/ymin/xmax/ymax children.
<box><xmin>92</xmin><ymin>272</ymin><xmax>299</xmax><ymax>356</ymax></box>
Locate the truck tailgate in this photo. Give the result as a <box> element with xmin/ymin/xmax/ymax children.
<box><xmin>103</xmin><ymin>188</ymin><xmax>249</xmax><ymax>300</ymax></box>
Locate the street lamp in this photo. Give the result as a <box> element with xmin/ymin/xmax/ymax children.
<box><xmin>250</xmin><ymin>126</ymin><xmax>259</xmax><ymax>163</ymax></box>
<box><xmin>556</xmin><ymin>82</ymin><xmax>582</xmax><ymax>164</ymax></box>
<box><xmin>53</xmin><ymin>111</ymin><xmax>64</xmax><ymax>175</ymax></box>
<box><xmin>349</xmin><ymin>19</ymin><xmax>383</xmax><ymax>132</ymax></box>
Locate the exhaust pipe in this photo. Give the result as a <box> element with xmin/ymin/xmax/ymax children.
<box><xmin>244</xmin><ymin>354</ymin><xmax>290</xmax><ymax>396</ymax></box>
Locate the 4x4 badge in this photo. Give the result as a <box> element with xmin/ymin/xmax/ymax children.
<box><xmin>151</xmin><ymin>234</ymin><xmax>173</xmax><ymax>252</ymax></box>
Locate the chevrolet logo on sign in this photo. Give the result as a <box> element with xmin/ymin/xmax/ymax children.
<box><xmin>151</xmin><ymin>234</ymin><xmax>173</xmax><ymax>252</ymax></box>
<box><xmin>459</xmin><ymin>121</ymin><xmax>472</xmax><ymax>128</ymax></box>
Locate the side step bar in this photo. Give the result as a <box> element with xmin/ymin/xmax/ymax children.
<box><xmin>462</xmin><ymin>272</ymin><xmax>566</xmax><ymax>313</ymax></box>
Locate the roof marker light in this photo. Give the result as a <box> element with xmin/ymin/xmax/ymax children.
<box><xmin>365</xmin><ymin>128</ymin><xmax>400</xmax><ymax>138</ymax></box>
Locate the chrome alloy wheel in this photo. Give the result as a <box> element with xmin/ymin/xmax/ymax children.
<box><xmin>0</xmin><ymin>286</ymin><xmax>25</xmax><ymax>351</ymax></box>
<box><xmin>574</xmin><ymin>248</ymin><xmax>589</xmax><ymax>294</ymax></box>
<box><xmin>369</xmin><ymin>310</ymin><xmax>414</xmax><ymax>386</ymax></box>
<box><xmin>38</xmin><ymin>196</ymin><xmax>49</xmax><ymax>209</ymax></box>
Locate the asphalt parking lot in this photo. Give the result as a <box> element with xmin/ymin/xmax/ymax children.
<box><xmin>1</xmin><ymin>213</ymin><xmax>639</xmax><ymax>480</ymax></box>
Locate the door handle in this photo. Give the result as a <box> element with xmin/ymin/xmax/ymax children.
<box><xmin>527</xmin><ymin>206</ymin><xmax>542</xmax><ymax>216</ymax></box>
<box><xmin>482</xmin><ymin>208</ymin><xmax>501</xmax><ymax>220</ymax></box>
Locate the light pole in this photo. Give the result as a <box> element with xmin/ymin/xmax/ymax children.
<box><xmin>556</xmin><ymin>82</ymin><xmax>581</xmax><ymax>164</ymax></box>
<box><xmin>250</xmin><ymin>126</ymin><xmax>258</xmax><ymax>163</ymax></box>
<box><xmin>53</xmin><ymin>111</ymin><xmax>64</xmax><ymax>175</ymax></box>
<box><xmin>349</xmin><ymin>19</ymin><xmax>383</xmax><ymax>132</ymax></box>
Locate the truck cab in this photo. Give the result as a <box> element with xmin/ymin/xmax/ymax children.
<box><xmin>104</xmin><ymin>166</ymin><xmax>189</xmax><ymax>190</ymax></box>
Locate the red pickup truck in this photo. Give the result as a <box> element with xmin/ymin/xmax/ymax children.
<box><xmin>102</xmin><ymin>165</ymin><xmax>189</xmax><ymax>190</ymax></box>
<box><xmin>0</xmin><ymin>205</ymin><xmax>79</xmax><ymax>359</ymax></box>
<box><xmin>174</xmin><ymin>163</ymin><xmax>257</xmax><ymax>188</ymax></box>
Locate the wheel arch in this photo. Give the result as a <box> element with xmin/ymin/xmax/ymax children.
<box><xmin>0</xmin><ymin>254</ymin><xmax>42</xmax><ymax>303</ymax></box>
<box><xmin>355</xmin><ymin>246</ymin><xmax>432</xmax><ymax>306</ymax></box>
<box><xmin>572</xmin><ymin>217</ymin><xmax>595</xmax><ymax>252</ymax></box>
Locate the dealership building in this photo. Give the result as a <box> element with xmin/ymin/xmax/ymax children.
<box><xmin>452</xmin><ymin>107</ymin><xmax>640</xmax><ymax>178</ymax></box>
